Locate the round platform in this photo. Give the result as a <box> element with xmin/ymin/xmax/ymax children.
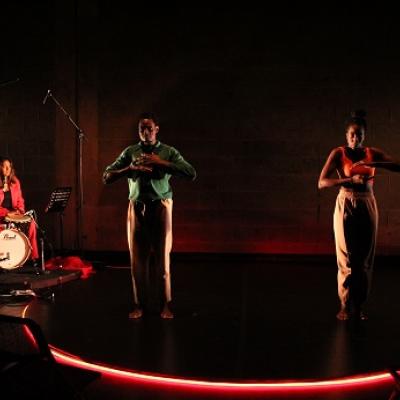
<box><xmin>25</xmin><ymin>257</ymin><xmax>400</xmax><ymax>382</ymax></box>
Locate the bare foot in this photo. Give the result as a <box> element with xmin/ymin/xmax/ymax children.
<box><xmin>336</xmin><ymin>309</ymin><xmax>349</xmax><ymax>321</ymax></box>
<box><xmin>356</xmin><ymin>311</ymin><xmax>368</xmax><ymax>321</ymax></box>
<box><xmin>161</xmin><ymin>304</ymin><xmax>174</xmax><ymax>319</ymax></box>
<box><xmin>129</xmin><ymin>307</ymin><xmax>143</xmax><ymax>319</ymax></box>
<box><xmin>352</xmin><ymin>306</ymin><xmax>368</xmax><ymax>320</ymax></box>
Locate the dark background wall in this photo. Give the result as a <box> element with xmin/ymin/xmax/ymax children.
<box><xmin>2</xmin><ymin>3</ymin><xmax>400</xmax><ymax>255</ymax></box>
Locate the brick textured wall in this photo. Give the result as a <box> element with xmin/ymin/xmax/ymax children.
<box><xmin>3</xmin><ymin>4</ymin><xmax>400</xmax><ymax>255</ymax></box>
<box><xmin>1</xmin><ymin>2</ymin><xmax>58</xmax><ymax>245</ymax></box>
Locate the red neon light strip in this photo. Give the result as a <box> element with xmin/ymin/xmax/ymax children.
<box><xmin>22</xmin><ymin>305</ymin><xmax>395</xmax><ymax>392</ymax></box>
<box><xmin>49</xmin><ymin>344</ymin><xmax>394</xmax><ymax>391</ymax></box>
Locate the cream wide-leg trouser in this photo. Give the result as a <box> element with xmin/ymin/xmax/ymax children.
<box><xmin>127</xmin><ymin>199</ymin><xmax>173</xmax><ymax>310</ymax></box>
<box><xmin>333</xmin><ymin>188</ymin><xmax>378</xmax><ymax>311</ymax></box>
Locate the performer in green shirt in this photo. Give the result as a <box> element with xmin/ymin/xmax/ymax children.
<box><xmin>103</xmin><ymin>112</ymin><xmax>196</xmax><ymax>319</ymax></box>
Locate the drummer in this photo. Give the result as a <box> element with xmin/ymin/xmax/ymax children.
<box><xmin>0</xmin><ymin>157</ymin><xmax>39</xmax><ymax>261</ymax></box>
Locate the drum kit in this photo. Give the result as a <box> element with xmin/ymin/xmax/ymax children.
<box><xmin>0</xmin><ymin>213</ymin><xmax>33</xmax><ymax>270</ymax></box>
<box><xmin>0</xmin><ymin>187</ymin><xmax>72</xmax><ymax>272</ymax></box>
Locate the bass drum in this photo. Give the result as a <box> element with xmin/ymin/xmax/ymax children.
<box><xmin>0</xmin><ymin>229</ymin><xmax>31</xmax><ymax>270</ymax></box>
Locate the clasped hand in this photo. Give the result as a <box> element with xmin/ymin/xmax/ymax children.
<box><xmin>349</xmin><ymin>161</ymin><xmax>373</xmax><ymax>184</ymax></box>
<box><xmin>351</xmin><ymin>174</ymin><xmax>373</xmax><ymax>184</ymax></box>
<box><xmin>130</xmin><ymin>153</ymin><xmax>164</xmax><ymax>173</ymax></box>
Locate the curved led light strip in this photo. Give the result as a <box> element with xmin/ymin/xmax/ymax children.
<box><xmin>49</xmin><ymin>344</ymin><xmax>393</xmax><ymax>392</ymax></box>
<box><xmin>22</xmin><ymin>304</ymin><xmax>395</xmax><ymax>393</ymax></box>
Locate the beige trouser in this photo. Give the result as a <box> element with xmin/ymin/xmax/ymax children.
<box><xmin>333</xmin><ymin>189</ymin><xmax>378</xmax><ymax>310</ymax></box>
<box><xmin>127</xmin><ymin>199</ymin><xmax>173</xmax><ymax>309</ymax></box>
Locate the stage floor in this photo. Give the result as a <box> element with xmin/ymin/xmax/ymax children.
<box><xmin>18</xmin><ymin>255</ymin><xmax>400</xmax><ymax>383</ymax></box>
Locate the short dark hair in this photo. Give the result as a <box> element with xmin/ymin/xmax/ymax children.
<box><xmin>138</xmin><ymin>112</ymin><xmax>159</xmax><ymax>125</ymax></box>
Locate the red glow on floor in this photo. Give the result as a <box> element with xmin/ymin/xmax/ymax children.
<box><xmin>49</xmin><ymin>344</ymin><xmax>395</xmax><ymax>394</ymax></box>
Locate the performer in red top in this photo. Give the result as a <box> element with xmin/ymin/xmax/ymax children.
<box><xmin>318</xmin><ymin>110</ymin><xmax>400</xmax><ymax>320</ymax></box>
<box><xmin>0</xmin><ymin>157</ymin><xmax>39</xmax><ymax>262</ymax></box>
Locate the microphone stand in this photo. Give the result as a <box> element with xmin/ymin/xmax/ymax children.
<box><xmin>0</xmin><ymin>78</ymin><xmax>20</xmax><ymax>88</ymax></box>
<box><xmin>43</xmin><ymin>90</ymin><xmax>85</xmax><ymax>253</ymax></box>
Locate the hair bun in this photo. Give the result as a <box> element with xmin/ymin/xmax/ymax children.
<box><xmin>351</xmin><ymin>109</ymin><xmax>367</xmax><ymax>119</ymax></box>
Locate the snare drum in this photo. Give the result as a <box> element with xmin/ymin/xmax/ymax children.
<box><xmin>4</xmin><ymin>213</ymin><xmax>33</xmax><ymax>236</ymax></box>
<box><xmin>0</xmin><ymin>229</ymin><xmax>31</xmax><ymax>270</ymax></box>
<box><xmin>5</xmin><ymin>213</ymin><xmax>33</xmax><ymax>224</ymax></box>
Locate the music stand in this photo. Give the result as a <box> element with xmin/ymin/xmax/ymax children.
<box><xmin>45</xmin><ymin>187</ymin><xmax>72</xmax><ymax>255</ymax></box>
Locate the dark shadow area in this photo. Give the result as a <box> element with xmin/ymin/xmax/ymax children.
<box><xmin>0</xmin><ymin>314</ymin><xmax>100</xmax><ymax>399</ymax></box>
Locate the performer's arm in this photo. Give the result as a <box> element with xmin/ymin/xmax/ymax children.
<box><xmin>0</xmin><ymin>189</ymin><xmax>24</xmax><ymax>218</ymax></box>
<box><xmin>138</xmin><ymin>149</ymin><xmax>196</xmax><ymax>180</ymax></box>
<box><xmin>364</xmin><ymin>148</ymin><xmax>400</xmax><ymax>172</ymax></box>
<box><xmin>12</xmin><ymin>179</ymin><xmax>25</xmax><ymax>213</ymax></box>
<box><xmin>0</xmin><ymin>206</ymin><xmax>9</xmax><ymax>218</ymax></box>
<box><xmin>168</xmin><ymin>148</ymin><xmax>196</xmax><ymax>180</ymax></box>
<box><xmin>103</xmin><ymin>163</ymin><xmax>152</xmax><ymax>184</ymax></box>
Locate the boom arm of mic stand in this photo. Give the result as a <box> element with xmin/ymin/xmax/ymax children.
<box><xmin>0</xmin><ymin>78</ymin><xmax>20</xmax><ymax>88</ymax></box>
<box><xmin>46</xmin><ymin>93</ymin><xmax>87</xmax><ymax>141</ymax></box>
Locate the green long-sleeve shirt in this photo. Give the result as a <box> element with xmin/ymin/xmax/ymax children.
<box><xmin>104</xmin><ymin>141</ymin><xmax>196</xmax><ymax>201</ymax></box>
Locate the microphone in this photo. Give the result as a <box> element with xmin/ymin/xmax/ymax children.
<box><xmin>3</xmin><ymin>176</ymin><xmax>9</xmax><ymax>192</ymax></box>
<box><xmin>42</xmin><ymin>89</ymin><xmax>51</xmax><ymax>104</ymax></box>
